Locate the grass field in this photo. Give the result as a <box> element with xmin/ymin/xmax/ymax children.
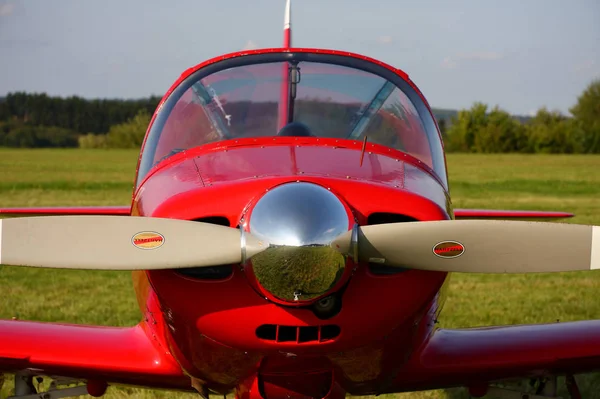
<box><xmin>1</xmin><ymin>149</ymin><xmax>600</xmax><ymax>398</ymax></box>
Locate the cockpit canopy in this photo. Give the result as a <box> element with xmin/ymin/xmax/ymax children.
<box><xmin>138</xmin><ymin>51</ymin><xmax>447</xmax><ymax>187</ymax></box>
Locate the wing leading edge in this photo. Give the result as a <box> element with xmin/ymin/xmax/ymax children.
<box><xmin>391</xmin><ymin>320</ymin><xmax>600</xmax><ymax>392</ymax></box>
<box><xmin>454</xmin><ymin>209</ymin><xmax>574</xmax><ymax>220</ymax></box>
<box><xmin>0</xmin><ymin>206</ymin><xmax>131</xmax><ymax>217</ymax></box>
<box><xmin>0</xmin><ymin>320</ymin><xmax>190</xmax><ymax>391</ymax></box>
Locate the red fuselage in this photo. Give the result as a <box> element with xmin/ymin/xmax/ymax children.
<box><xmin>130</xmin><ymin>135</ymin><xmax>452</xmax><ymax>397</ymax></box>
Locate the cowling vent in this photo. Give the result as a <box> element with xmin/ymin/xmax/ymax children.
<box><xmin>256</xmin><ymin>324</ymin><xmax>340</xmax><ymax>343</ymax></box>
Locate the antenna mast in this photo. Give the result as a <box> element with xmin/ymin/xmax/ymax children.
<box><xmin>278</xmin><ymin>0</ymin><xmax>293</xmax><ymax>129</ymax></box>
<box><xmin>283</xmin><ymin>0</ymin><xmax>292</xmax><ymax>47</ymax></box>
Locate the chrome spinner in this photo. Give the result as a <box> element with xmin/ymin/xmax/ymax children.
<box><xmin>247</xmin><ymin>182</ymin><xmax>351</xmax><ymax>303</ymax></box>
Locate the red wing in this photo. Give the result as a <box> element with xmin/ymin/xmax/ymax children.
<box><xmin>392</xmin><ymin>320</ymin><xmax>600</xmax><ymax>391</ymax></box>
<box><xmin>454</xmin><ymin>208</ymin><xmax>574</xmax><ymax>220</ymax></box>
<box><xmin>0</xmin><ymin>206</ymin><xmax>130</xmax><ymax>217</ymax></box>
<box><xmin>0</xmin><ymin>320</ymin><xmax>190</xmax><ymax>390</ymax></box>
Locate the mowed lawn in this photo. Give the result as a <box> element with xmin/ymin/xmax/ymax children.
<box><xmin>1</xmin><ymin>149</ymin><xmax>600</xmax><ymax>398</ymax></box>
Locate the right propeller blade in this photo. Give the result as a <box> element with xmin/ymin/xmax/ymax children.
<box><xmin>332</xmin><ymin>220</ymin><xmax>599</xmax><ymax>273</ymax></box>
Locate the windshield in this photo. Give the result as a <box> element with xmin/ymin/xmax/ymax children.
<box><xmin>138</xmin><ymin>53</ymin><xmax>446</xmax><ymax>187</ymax></box>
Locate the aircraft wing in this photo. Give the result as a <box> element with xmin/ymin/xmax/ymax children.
<box><xmin>453</xmin><ymin>208</ymin><xmax>574</xmax><ymax>220</ymax></box>
<box><xmin>0</xmin><ymin>206</ymin><xmax>130</xmax><ymax>217</ymax></box>
<box><xmin>0</xmin><ymin>320</ymin><xmax>190</xmax><ymax>391</ymax></box>
<box><xmin>392</xmin><ymin>320</ymin><xmax>600</xmax><ymax>392</ymax></box>
<box><xmin>0</xmin><ymin>207</ymin><xmax>572</xmax><ymax>220</ymax></box>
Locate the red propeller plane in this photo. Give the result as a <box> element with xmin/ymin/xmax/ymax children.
<box><xmin>1</xmin><ymin>2</ymin><xmax>599</xmax><ymax>398</ymax></box>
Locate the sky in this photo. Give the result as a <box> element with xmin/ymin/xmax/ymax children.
<box><xmin>0</xmin><ymin>0</ymin><xmax>598</xmax><ymax>115</ymax></box>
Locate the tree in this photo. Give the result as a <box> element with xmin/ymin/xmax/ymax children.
<box><xmin>438</xmin><ymin>119</ymin><xmax>447</xmax><ymax>142</ymax></box>
<box><xmin>525</xmin><ymin>108</ymin><xmax>583</xmax><ymax>153</ymax></box>
<box><xmin>0</xmin><ymin>121</ymin><xmax>78</xmax><ymax>148</ymax></box>
<box><xmin>570</xmin><ymin>80</ymin><xmax>600</xmax><ymax>153</ymax></box>
<box><xmin>105</xmin><ymin>110</ymin><xmax>151</xmax><ymax>148</ymax></box>
<box><xmin>78</xmin><ymin>133</ymin><xmax>108</xmax><ymax>149</ymax></box>
<box><xmin>473</xmin><ymin>106</ymin><xmax>527</xmax><ymax>153</ymax></box>
<box><xmin>444</xmin><ymin>103</ymin><xmax>527</xmax><ymax>153</ymax></box>
<box><xmin>445</xmin><ymin>102</ymin><xmax>488</xmax><ymax>152</ymax></box>
<box><xmin>1</xmin><ymin>92</ymin><xmax>161</xmax><ymax>135</ymax></box>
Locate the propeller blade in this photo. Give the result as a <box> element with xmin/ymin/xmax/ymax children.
<box><xmin>332</xmin><ymin>220</ymin><xmax>599</xmax><ymax>273</ymax></box>
<box><xmin>0</xmin><ymin>216</ymin><xmax>266</xmax><ymax>270</ymax></box>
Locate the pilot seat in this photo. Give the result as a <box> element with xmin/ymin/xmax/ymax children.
<box><xmin>277</xmin><ymin>122</ymin><xmax>315</xmax><ymax>137</ymax></box>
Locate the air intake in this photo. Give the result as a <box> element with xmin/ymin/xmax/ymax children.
<box><xmin>256</xmin><ymin>324</ymin><xmax>340</xmax><ymax>343</ymax></box>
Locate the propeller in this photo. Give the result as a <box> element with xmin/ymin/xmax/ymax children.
<box><xmin>2</xmin><ymin>216</ymin><xmax>598</xmax><ymax>274</ymax></box>
<box><xmin>331</xmin><ymin>220</ymin><xmax>600</xmax><ymax>273</ymax></box>
<box><xmin>0</xmin><ymin>216</ymin><xmax>266</xmax><ymax>270</ymax></box>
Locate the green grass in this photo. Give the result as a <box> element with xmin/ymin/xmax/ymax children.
<box><xmin>0</xmin><ymin>148</ymin><xmax>136</xmax><ymax>207</ymax></box>
<box><xmin>1</xmin><ymin>150</ymin><xmax>600</xmax><ymax>398</ymax></box>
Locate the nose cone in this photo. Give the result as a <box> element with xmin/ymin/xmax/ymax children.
<box><xmin>247</xmin><ymin>182</ymin><xmax>352</xmax><ymax>303</ymax></box>
<box><xmin>250</xmin><ymin>182</ymin><xmax>350</xmax><ymax>246</ymax></box>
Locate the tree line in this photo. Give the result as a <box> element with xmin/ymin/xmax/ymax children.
<box><xmin>0</xmin><ymin>80</ymin><xmax>598</xmax><ymax>153</ymax></box>
<box><xmin>0</xmin><ymin>92</ymin><xmax>160</xmax><ymax>148</ymax></box>
<box><xmin>442</xmin><ymin>79</ymin><xmax>599</xmax><ymax>153</ymax></box>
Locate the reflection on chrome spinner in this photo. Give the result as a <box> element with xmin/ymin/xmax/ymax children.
<box><xmin>248</xmin><ymin>182</ymin><xmax>351</xmax><ymax>303</ymax></box>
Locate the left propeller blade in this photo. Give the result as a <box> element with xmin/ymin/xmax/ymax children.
<box><xmin>0</xmin><ymin>216</ymin><xmax>266</xmax><ymax>270</ymax></box>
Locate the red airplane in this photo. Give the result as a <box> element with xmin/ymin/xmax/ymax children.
<box><xmin>1</xmin><ymin>2</ymin><xmax>599</xmax><ymax>398</ymax></box>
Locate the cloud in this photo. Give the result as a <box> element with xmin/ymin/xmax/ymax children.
<box><xmin>377</xmin><ymin>35</ymin><xmax>393</xmax><ymax>45</ymax></box>
<box><xmin>573</xmin><ymin>60</ymin><xmax>596</xmax><ymax>73</ymax></box>
<box><xmin>441</xmin><ymin>57</ymin><xmax>458</xmax><ymax>69</ymax></box>
<box><xmin>0</xmin><ymin>2</ymin><xmax>14</xmax><ymax>17</ymax></box>
<box><xmin>441</xmin><ymin>52</ymin><xmax>505</xmax><ymax>69</ymax></box>
<box><xmin>242</xmin><ymin>40</ymin><xmax>258</xmax><ymax>50</ymax></box>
